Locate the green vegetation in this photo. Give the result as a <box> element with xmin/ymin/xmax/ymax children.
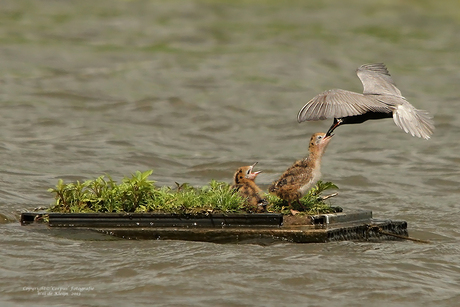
<box><xmin>265</xmin><ymin>181</ymin><xmax>341</xmax><ymax>215</ymax></box>
<box><xmin>47</xmin><ymin>170</ymin><xmax>340</xmax><ymax>215</ymax></box>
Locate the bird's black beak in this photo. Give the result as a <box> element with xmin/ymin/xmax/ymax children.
<box><xmin>325</xmin><ymin>128</ymin><xmax>335</xmax><ymax>137</ymax></box>
<box><xmin>326</xmin><ymin>119</ymin><xmax>342</xmax><ymax>137</ymax></box>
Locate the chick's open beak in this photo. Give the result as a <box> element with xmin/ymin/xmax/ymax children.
<box><xmin>247</xmin><ymin>162</ymin><xmax>262</xmax><ymax>180</ymax></box>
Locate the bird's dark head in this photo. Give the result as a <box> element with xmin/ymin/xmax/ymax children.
<box><xmin>233</xmin><ymin>162</ymin><xmax>261</xmax><ymax>185</ymax></box>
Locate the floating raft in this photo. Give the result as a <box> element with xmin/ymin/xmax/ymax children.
<box><xmin>20</xmin><ymin>210</ymin><xmax>408</xmax><ymax>244</ymax></box>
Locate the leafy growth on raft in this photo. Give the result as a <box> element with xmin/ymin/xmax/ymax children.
<box><xmin>47</xmin><ymin>170</ymin><xmax>340</xmax><ymax>215</ymax></box>
<box><xmin>265</xmin><ymin>181</ymin><xmax>342</xmax><ymax>215</ymax></box>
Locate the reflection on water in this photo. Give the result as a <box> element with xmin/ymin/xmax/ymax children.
<box><xmin>1</xmin><ymin>0</ymin><xmax>460</xmax><ymax>306</ymax></box>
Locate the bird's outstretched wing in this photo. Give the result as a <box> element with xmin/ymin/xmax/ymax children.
<box><xmin>368</xmin><ymin>94</ymin><xmax>435</xmax><ymax>140</ymax></box>
<box><xmin>297</xmin><ymin>89</ymin><xmax>390</xmax><ymax>122</ymax></box>
<box><xmin>356</xmin><ymin>63</ymin><xmax>403</xmax><ymax>96</ymax></box>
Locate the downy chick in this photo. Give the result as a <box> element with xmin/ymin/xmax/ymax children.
<box><xmin>231</xmin><ymin>162</ymin><xmax>267</xmax><ymax>213</ymax></box>
<box><xmin>269</xmin><ymin>133</ymin><xmax>333</xmax><ymax>205</ymax></box>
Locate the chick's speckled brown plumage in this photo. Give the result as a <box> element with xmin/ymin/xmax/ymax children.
<box><xmin>269</xmin><ymin>133</ymin><xmax>332</xmax><ymax>204</ymax></box>
<box><xmin>231</xmin><ymin>162</ymin><xmax>267</xmax><ymax>213</ymax></box>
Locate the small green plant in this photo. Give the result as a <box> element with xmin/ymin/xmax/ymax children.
<box><xmin>48</xmin><ymin>171</ymin><xmax>157</xmax><ymax>213</ymax></box>
<box><xmin>265</xmin><ymin>181</ymin><xmax>341</xmax><ymax>215</ymax></box>
<box><xmin>48</xmin><ymin>170</ymin><xmax>340</xmax><ymax>215</ymax></box>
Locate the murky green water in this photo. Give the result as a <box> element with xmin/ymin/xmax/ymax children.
<box><xmin>1</xmin><ymin>0</ymin><xmax>460</xmax><ymax>306</ymax></box>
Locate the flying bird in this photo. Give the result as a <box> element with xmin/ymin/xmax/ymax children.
<box><xmin>297</xmin><ymin>63</ymin><xmax>434</xmax><ymax>139</ymax></box>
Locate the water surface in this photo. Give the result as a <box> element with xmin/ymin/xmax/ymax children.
<box><xmin>1</xmin><ymin>1</ymin><xmax>460</xmax><ymax>306</ymax></box>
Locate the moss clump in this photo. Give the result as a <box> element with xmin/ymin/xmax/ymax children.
<box><xmin>47</xmin><ymin>170</ymin><xmax>340</xmax><ymax>215</ymax></box>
